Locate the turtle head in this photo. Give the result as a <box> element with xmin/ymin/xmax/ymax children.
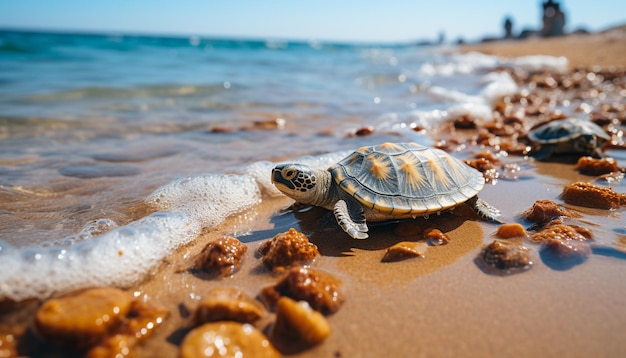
<box><xmin>574</xmin><ymin>134</ymin><xmax>602</xmax><ymax>157</ymax></box>
<box><xmin>271</xmin><ymin>164</ymin><xmax>323</xmax><ymax>204</ymax></box>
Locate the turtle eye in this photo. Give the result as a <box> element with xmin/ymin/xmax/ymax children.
<box><xmin>281</xmin><ymin>167</ymin><xmax>297</xmax><ymax>180</ymax></box>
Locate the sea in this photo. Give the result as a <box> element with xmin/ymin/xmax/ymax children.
<box><xmin>0</xmin><ymin>29</ymin><xmax>572</xmax><ymax>301</ymax></box>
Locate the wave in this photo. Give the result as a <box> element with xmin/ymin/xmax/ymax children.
<box><xmin>0</xmin><ymin>151</ymin><xmax>350</xmax><ymax>302</ymax></box>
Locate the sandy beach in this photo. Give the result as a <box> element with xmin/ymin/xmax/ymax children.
<box><xmin>2</xmin><ymin>29</ymin><xmax>626</xmax><ymax>358</ymax></box>
<box><xmin>459</xmin><ymin>26</ymin><xmax>626</xmax><ymax>68</ymax></box>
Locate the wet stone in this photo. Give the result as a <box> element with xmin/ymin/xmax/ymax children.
<box><xmin>353</xmin><ymin>126</ymin><xmax>374</xmax><ymax>136</ymax></box>
<box><xmin>575</xmin><ymin>156</ymin><xmax>621</xmax><ymax>176</ymax></box>
<box><xmin>195</xmin><ymin>287</ymin><xmax>266</xmax><ymax>325</ymax></box>
<box><xmin>453</xmin><ymin>113</ymin><xmax>477</xmax><ymax>129</ymax></box>
<box><xmin>541</xmin><ymin>237</ymin><xmax>591</xmax><ymax>263</ymax></box>
<box><xmin>465</xmin><ymin>157</ymin><xmax>496</xmax><ymax>173</ymax></box>
<box><xmin>382</xmin><ymin>241</ymin><xmax>426</xmax><ymax>262</ymax></box>
<box><xmin>423</xmin><ymin>228</ymin><xmax>450</xmax><ymax>245</ymax></box>
<box><xmin>252</xmin><ymin>118</ymin><xmax>286</xmax><ymax>130</ymax></box>
<box><xmin>495</xmin><ymin>223</ymin><xmax>528</xmax><ymax>239</ymax></box>
<box><xmin>523</xmin><ymin>199</ymin><xmax>580</xmax><ymax>223</ymax></box>
<box><xmin>86</xmin><ymin>299</ymin><xmax>169</xmax><ymax>358</ymax></box>
<box><xmin>258</xmin><ymin>228</ymin><xmax>319</xmax><ymax>269</ymax></box>
<box><xmin>271</xmin><ymin>297</ymin><xmax>331</xmax><ymax>351</ymax></box>
<box><xmin>561</xmin><ymin>182</ymin><xmax>626</xmax><ymax>209</ymax></box>
<box><xmin>193</xmin><ymin>237</ymin><xmax>248</xmax><ymax>277</ymax></box>
<box><xmin>180</xmin><ymin>322</ymin><xmax>280</xmax><ymax>358</ymax></box>
<box><xmin>0</xmin><ymin>332</ymin><xmax>18</xmax><ymax>357</ymax></box>
<box><xmin>34</xmin><ymin>287</ymin><xmax>132</xmax><ymax>350</ymax></box>
<box><xmin>480</xmin><ymin>240</ymin><xmax>532</xmax><ymax>274</ymax></box>
<box><xmin>529</xmin><ymin>223</ymin><xmax>590</xmax><ymax>244</ymax></box>
<box><xmin>260</xmin><ymin>267</ymin><xmax>344</xmax><ymax>315</ymax></box>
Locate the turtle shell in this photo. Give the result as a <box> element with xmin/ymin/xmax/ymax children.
<box><xmin>328</xmin><ymin>142</ymin><xmax>484</xmax><ymax>216</ymax></box>
<box><xmin>528</xmin><ymin>118</ymin><xmax>610</xmax><ymax>144</ymax></box>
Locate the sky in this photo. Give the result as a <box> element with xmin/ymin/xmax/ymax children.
<box><xmin>1</xmin><ymin>0</ymin><xmax>625</xmax><ymax>43</ymax></box>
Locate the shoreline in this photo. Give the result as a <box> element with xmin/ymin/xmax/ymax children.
<box><xmin>1</xmin><ymin>32</ymin><xmax>626</xmax><ymax>357</ymax></box>
<box><xmin>458</xmin><ymin>29</ymin><xmax>626</xmax><ymax>69</ymax></box>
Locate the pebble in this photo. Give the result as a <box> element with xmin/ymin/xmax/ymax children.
<box><xmin>523</xmin><ymin>199</ymin><xmax>580</xmax><ymax>223</ymax></box>
<box><xmin>260</xmin><ymin>267</ymin><xmax>344</xmax><ymax>315</ymax></box>
<box><xmin>193</xmin><ymin>237</ymin><xmax>248</xmax><ymax>277</ymax></box>
<box><xmin>480</xmin><ymin>240</ymin><xmax>532</xmax><ymax>274</ymax></box>
<box><xmin>258</xmin><ymin>228</ymin><xmax>319</xmax><ymax>269</ymax></box>
<box><xmin>495</xmin><ymin>223</ymin><xmax>528</xmax><ymax>239</ymax></box>
<box><xmin>561</xmin><ymin>182</ymin><xmax>626</xmax><ymax>209</ymax></box>
<box><xmin>195</xmin><ymin>287</ymin><xmax>266</xmax><ymax>325</ymax></box>
<box><xmin>381</xmin><ymin>241</ymin><xmax>426</xmax><ymax>262</ymax></box>
<box><xmin>180</xmin><ymin>322</ymin><xmax>279</xmax><ymax>358</ymax></box>
<box><xmin>271</xmin><ymin>297</ymin><xmax>331</xmax><ymax>348</ymax></box>
<box><xmin>34</xmin><ymin>287</ymin><xmax>132</xmax><ymax>350</ymax></box>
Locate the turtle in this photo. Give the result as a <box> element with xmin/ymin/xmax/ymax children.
<box><xmin>271</xmin><ymin>142</ymin><xmax>501</xmax><ymax>239</ymax></box>
<box><xmin>527</xmin><ymin>117</ymin><xmax>610</xmax><ymax>160</ymax></box>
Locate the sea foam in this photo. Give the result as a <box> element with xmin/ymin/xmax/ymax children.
<box><xmin>377</xmin><ymin>53</ymin><xmax>566</xmax><ymax>131</ymax></box>
<box><xmin>0</xmin><ymin>158</ymin><xmax>345</xmax><ymax>302</ymax></box>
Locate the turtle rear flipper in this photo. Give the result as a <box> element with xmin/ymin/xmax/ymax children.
<box><xmin>467</xmin><ymin>196</ymin><xmax>502</xmax><ymax>223</ymax></box>
<box><xmin>333</xmin><ymin>198</ymin><xmax>369</xmax><ymax>239</ymax></box>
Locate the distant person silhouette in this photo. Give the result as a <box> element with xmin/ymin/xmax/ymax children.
<box><xmin>504</xmin><ymin>17</ymin><xmax>514</xmax><ymax>39</ymax></box>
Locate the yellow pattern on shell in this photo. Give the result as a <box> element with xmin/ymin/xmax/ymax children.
<box><xmin>355</xmin><ymin>146</ymin><xmax>370</xmax><ymax>154</ymax></box>
<box><xmin>367</xmin><ymin>154</ymin><xmax>392</xmax><ymax>180</ymax></box>
<box><xmin>420</xmin><ymin>149</ymin><xmax>452</xmax><ymax>189</ymax></box>
<box><xmin>379</xmin><ymin>142</ymin><xmax>402</xmax><ymax>150</ymax></box>
<box><xmin>396</xmin><ymin>153</ymin><xmax>427</xmax><ymax>190</ymax></box>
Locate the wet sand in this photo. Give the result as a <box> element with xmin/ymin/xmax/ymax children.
<box><xmin>2</xmin><ymin>32</ymin><xmax>626</xmax><ymax>357</ymax></box>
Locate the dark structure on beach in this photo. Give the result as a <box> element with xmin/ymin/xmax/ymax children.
<box><xmin>541</xmin><ymin>0</ymin><xmax>566</xmax><ymax>37</ymax></box>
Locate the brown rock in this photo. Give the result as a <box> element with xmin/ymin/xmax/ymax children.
<box><xmin>423</xmin><ymin>228</ymin><xmax>450</xmax><ymax>245</ymax></box>
<box><xmin>561</xmin><ymin>182</ymin><xmax>625</xmax><ymax>209</ymax></box>
<box><xmin>495</xmin><ymin>223</ymin><xmax>528</xmax><ymax>239</ymax></box>
<box><xmin>258</xmin><ymin>228</ymin><xmax>319</xmax><ymax>269</ymax></box>
<box><xmin>260</xmin><ymin>267</ymin><xmax>344</xmax><ymax>315</ymax></box>
<box><xmin>480</xmin><ymin>240</ymin><xmax>532</xmax><ymax>273</ymax></box>
<box><xmin>87</xmin><ymin>299</ymin><xmax>169</xmax><ymax>358</ymax></box>
<box><xmin>180</xmin><ymin>322</ymin><xmax>279</xmax><ymax>358</ymax></box>
<box><xmin>575</xmin><ymin>156</ymin><xmax>621</xmax><ymax>176</ymax></box>
<box><xmin>542</xmin><ymin>237</ymin><xmax>592</xmax><ymax>260</ymax></box>
<box><xmin>34</xmin><ymin>287</ymin><xmax>132</xmax><ymax>350</ymax></box>
<box><xmin>0</xmin><ymin>332</ymin><xmax>18</xmax><ymax>358</ymax></box>
<box><xmin>194</xmin><ymin>237</ymin><xmax>248</xmax><ymax>277</ymax></box>
<box><xmin>523</xmin><ymin>199</ymin><xmax>580</xmax><ymax>223</ymax></box>
<box><xmin>195</xmin><ymin>287</ymin><xmax>265</xmax><ymax>325</ymax></box>
<box><xmin>382</xmin><ymin>241</ymin><xmax>426</xmax><ymax>262</ymax></box>
<box><xmin>452</xmin><ymin>114</ymin><xmax>476</xmax><ymax>129</ymax></box>
<box><xmin>353</xmin><ymin>126</ymin><xmax>374</xmax><ymax>136</ymax></box>
<box><xmin>271</xmin><ymin>297</ymin><xmax>331</xmax><ymax>349</ymax></box>
<box><xmin>530</xmin><ymin>224</ymin><xmax>589</xmax><ymax>243</ymax></box>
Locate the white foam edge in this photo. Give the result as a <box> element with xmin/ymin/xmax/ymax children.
<box><xmin>419</xmin><ymin>51</ymin><xmax>568</xmax><ymax>76</ymax></box>
<box><xmin>0</xmin><ymin>211</ymin><xmax>199</xmax><ymax>302</ymax></box>
<box><xmin>0</xmin><ymin>156</ymin><xmax>356</xmax><ymax>302</ymax></box>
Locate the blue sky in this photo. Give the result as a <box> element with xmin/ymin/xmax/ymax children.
<box><xmin>1</xmin><ymin>0</ymin><xmax>624</xmax><ymax>43</ymax></box>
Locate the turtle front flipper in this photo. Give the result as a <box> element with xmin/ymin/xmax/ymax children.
<box><xmin>466</xmin><ymin>196</ymin><xmax>502</xmax><ymax>223</ymax></box>
<box><xmin>333</xmin><ymin>198</ymin><xmax>369</xmax><ymax>239</ymax></box>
